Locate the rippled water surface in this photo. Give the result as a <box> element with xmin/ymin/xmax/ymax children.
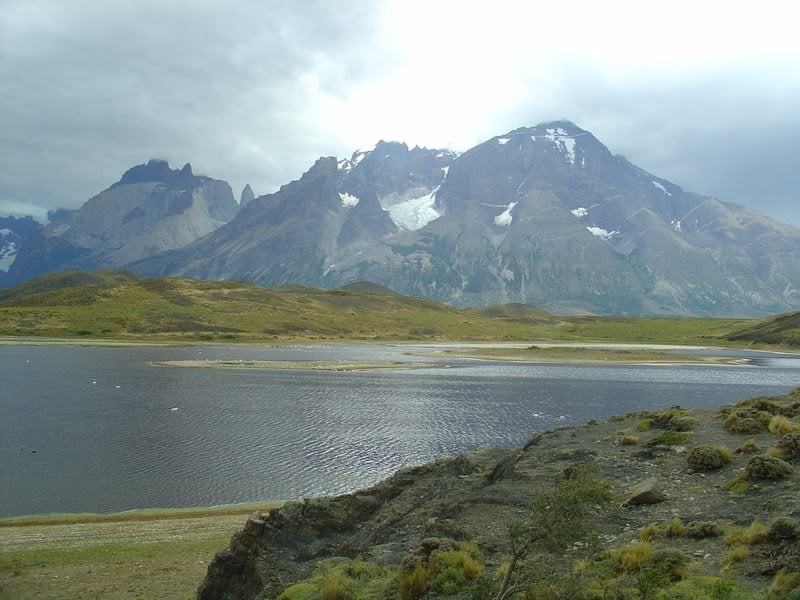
<box><xmin>1</xmin><ymin>343</ymin><xmax>798</xmax><ymax>517</ymax></box>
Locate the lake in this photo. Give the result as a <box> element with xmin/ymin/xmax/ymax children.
<box><xmin>1</xmin><ymin>342</ymin><xmax>798</xmax><ymax>518</ymax></box>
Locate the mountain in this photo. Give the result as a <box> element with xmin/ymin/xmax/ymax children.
<box><xmin>2</xmin><ymin>160</ymin><xmax>238</xmax><ymax>287</ymax></box>
<box><xmin>0</xmin><ymin>216</ymin><xmax>41</xmax><ymax>288</ymax></box>
<box><xmin>130</xmin><ymin>122</ymin><xmax>800</xmax><ymax>317</ymax></box>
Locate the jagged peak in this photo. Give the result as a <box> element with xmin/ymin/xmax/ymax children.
<box><xmin>112</xmin><ymin>159</ymin><xmax>206</xmax><ymax>190</ymax></box>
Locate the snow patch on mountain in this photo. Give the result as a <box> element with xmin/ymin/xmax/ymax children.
<box><xmin>671</xmin><ymin>219</ymin><xmax>682</xmax><ymax>232</ymax></box>
<box><xmin>537</xmin><ymin>127</ymin><xmax>577</xmax><ymax>164</ymax></box>
<box><xmin>386</xmin><ymin>188</ymin><xmax>441</xmax><ymax>231</ymax></box>
<box><xmin>497</xmin><ymin>137</ymin><xmax>511</xmax><ymax>145</ymax></box>
<box><xmin>0</xmin><ymin>229</ymin><xmax>11</xmax><ymax>236</ymax></box>
<box><xmin>494</xmin><ymin>202</ymin><xmax>518</xmax><ymax>226</ymax></box>
<box><xmin>339</xmin><ymin>192</ymin><xmax>360</xmax><ymax>208</ymax></box>
<box><xmin>0</xmin><ymin>241</ymin><xmax>18</xmax><ymax>272</ymax></box>
<box><xmin>571</xmin><ymin>207</ymin><xmax>588</xmax><ymax>218</ymax></box>
<box><xmin>337</xmin><ymin>159</ymin><xmax>351</xmax><ymax>172</ymax></box>
<box><xmin>441</xmin><ymin>166</ymin><xmax>450</xmax><ymax>179</ymax></box>
<box><xmin>587</xmin><ymin>226</ymin><xmax>618</xmax><ymax>240</ymax></box>
<box><xmin>652</xmin><ymin>180</ymin><xmax>672</xmax><ymax>196</ymax></box>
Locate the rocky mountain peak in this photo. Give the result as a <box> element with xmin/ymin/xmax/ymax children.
<box><xmin>113</xmin><ymin>159</ymin><xmax>200</xmax><ymax>190</ymax></box>
<box><xmin>240</xmin><ymin>184</ymin><xmax>255</xmax><ymax>206</ymax></box>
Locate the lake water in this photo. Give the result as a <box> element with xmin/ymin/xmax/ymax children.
<box><xmin>1</xmin><ymin>343</ymin><xmax>798</xmax><ymax>518</ymax></box>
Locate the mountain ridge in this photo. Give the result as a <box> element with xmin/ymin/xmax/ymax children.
<box><xmin>5</xmin><ymin>121</ymin><xmax>800</xmax><ymax>317</ymax></box>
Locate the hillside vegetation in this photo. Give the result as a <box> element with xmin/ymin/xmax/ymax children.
<box><xmin>0</xmin><ymin>270</ymin><xmax>754</xmax><ymax>344</ymax></box>
<box><xmin>198</xmin><ymin>389</ymin><xmax>800</xmax><ymax>599</ymax></box>
<box><xmin>725</xmin><ymin>312</ymin><xmax>800</xmax><ymax>347</ymax></box>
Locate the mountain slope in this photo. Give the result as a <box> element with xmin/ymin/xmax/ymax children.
<box><xmin>3</xmin><ymin>160</ymin><xmax>238</xmax><ymax>286</ymax></box>
<box><xmin>130</xmin><ymin>122</ymin><xmax>800</xmax><ymax>317</ymax></box>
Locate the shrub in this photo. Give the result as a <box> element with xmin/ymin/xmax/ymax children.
<box><xmin>665</xmin><ymin>517</ymin><xmax>685</xmax><ymax>538</ymax></box>
<box><xmin>655</xmin><ymin>575</ymin><xmax>751</xmax><ymax>599</ymax></box>
<box><xmin>769</xmin><ymin>415</ymin><xmax>800</xmax><ymax>434</ymax></box>
<box><xmin>724</xmin><ymin>408</ymin><xmax>769</xmax><ymax>434</ymax></box>
<box><xmin>735</xmin><ymin>438</ymin><xmax>761</xmax><ymax>454</ymax></box>
<box><xmin>647</xmin><ymin>431</ymin><xmax>691</xmax><ymax>447</ymax></box>
<box><xmin>636</xmin><ymin>419</ymin><xmax>653</xmax><ymax>432</ymax></box>
<box><xmin>767</xmin><ymin>569</ymin><xmax>800</xmax><ymax>598</ymax></box>
<box><xmin>685</xmin><ymin>521</ymin><xmax>723</xmax><ymax>539</ymax></box>
<box><xmin>686</xmin><ymin>445</ymin><xmax>727</xmax><ymax>471</ymax></box>
<box><xmin>724</xmin><ymin>520</ymin><xmax>768</xmax><ymax>546</ymax></box>
<box><xmin>779</xmin><ymin>432</ymin><xmax>800</xmax><ymax>461</ymax></box>
<box><xmin>620</xmin><ymin>435</ymin><xmax>640</xmax><ymax>445</ymax></box>
<box><xmin>765</xmin><ymin>517</ymin><xmax>800</xmax><ymax>542</ymax></box>
<box><xmin>721</xmin><ymin>545</ymin><xmax>749</xmax><ymax>567</ymax></box>
<box><xmin>639</xmin><ymin>524</ymin><xmax>659</xmax><ymax>542</ymax></box>
<box><xmin>399</xmin><ymin>564</ymin><xmax>429</xmax><ymax>600</ymax></box>
<box><xmin>608</xmin><ymin>543</ymin><xmax>654</xmax><ymax>573</ymax></box>
<box><xmin>745</xmin><ymin>455</ymin><xmax>793</xmax><ymax>480</ymax></box>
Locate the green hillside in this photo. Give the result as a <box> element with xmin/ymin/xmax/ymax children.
<box><xmin>0</xmin><ymin>270</ymin><xmax>754</xmax><ymax>343</ymax></box>
<box><xmin>725</xmin><ymin>312</ymin><xmax>800</xmax><ymax>347</ymax></box>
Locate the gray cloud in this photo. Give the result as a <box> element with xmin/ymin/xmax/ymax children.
<box><xmin>2</xmin><ymin>0</ymin><xmax>799</xmax><ymax>230</ymax></box>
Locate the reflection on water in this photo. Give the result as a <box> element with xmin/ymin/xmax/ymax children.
<box><xmin>0</xmin><ymin>343</ymin><xmax>798</xmax><ymax>517</ymax></box>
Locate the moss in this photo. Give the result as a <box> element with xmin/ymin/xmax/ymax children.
<box><xmin>725</xmin><ymin>479</ymin><xmax>751</xmax><ymax>494</ymax></box>
<box><xmin>636</xmin><ymin>419</ymin><xmax>653</xmax><ymax>432</ymax></box>
<box><xmin>745</xmin><ymin>455</ymin><xmax>794</xmax><ymax>480</ymax></box>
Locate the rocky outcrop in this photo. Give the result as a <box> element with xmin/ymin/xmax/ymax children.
<box><xmin>198</xmin><ymin>390</ymin><xmax>800</xmax><ymax>599</ymax></box>
<box><xmin>2</xmin><ymin>160</ymin><xmax>238</xmax><ymax>285</ymax></box>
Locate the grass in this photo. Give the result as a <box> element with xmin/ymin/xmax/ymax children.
<box><xmin>0</xmin><ymin>270</ymin><xmax>762</xmax><ymax>345</ymax></box>
<box><xmin>0</xmin><ymin>503</ymin><xmax>281</xmax><ymax>599</ymax></box>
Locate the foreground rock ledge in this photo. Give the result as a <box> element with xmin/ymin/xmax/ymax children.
<box><xmin>198</xmin><ymin>393</ymin><xmax>800</xmax><ymax>599</ymax></box>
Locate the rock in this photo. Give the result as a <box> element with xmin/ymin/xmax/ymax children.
<box><xmin>240</xmin><ymin>184</ymin><xmax>255</xmax><ymax>206</ymax></box>
<box><xmin>624</xmin><ymin>477</ymin><xmax>666</xmax><ymax>506</ymax></box>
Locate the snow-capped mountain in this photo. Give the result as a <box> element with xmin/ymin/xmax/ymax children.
<box><xmin>6</xmin><ymin>122</ymin><xmax>800</xmax><ymax>316</ymax></box>
<box><xmin>127</xmin><ymin>122</ymin><xmax>800</xmax><ymax>316</ymax></box>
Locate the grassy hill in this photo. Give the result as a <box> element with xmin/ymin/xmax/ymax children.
<box><xmin>0</xmin><ymin>270</ymin><xmax>754</xmax><ymax>344</ymax></box>
<box><xmin>725</xmin><ymin>312</ymin><xmax>800</xmax><ymax>347</ymax></box>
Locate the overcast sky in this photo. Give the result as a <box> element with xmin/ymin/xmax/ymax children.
<box><xmin>2</xmin><ymin>0</ymin><xmax>799</xmax><ymax>227</ymax></box>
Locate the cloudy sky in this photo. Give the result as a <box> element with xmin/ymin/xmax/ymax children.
<box><xmin>2</xmin><ymin>0</ymin><xmax>799</xmax><ymax>226</ymax></box>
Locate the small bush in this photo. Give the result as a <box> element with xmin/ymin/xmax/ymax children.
<box><xmin>779</xmin><ymin>432</ymin><xmax>800</xmax><ymax>461</ymax></box>
<box><xmin>769</xmin><ymin>415</ymin><xmax>800</xmax><ymax>434</ymax></box>
<box><xmin>639</xmin><ymin>524</ymin><xmax>659</xmax><ymax>542</ymax></box>
<box><xmin>686</xmin><ymin>445</ymin><xmax>727</xmax><ymax>471</ymax></box>
<box><xmin>636</xmin><ymin>419</ymin><xmax>653</xmax><ymax>432</ymax></box>
<box><xmin>745</xmin><ymin>455</ymin><xmax>793</xmax><ymax>480</ymax></box>
<box><xmin>608</xmin><ymin>543</ymin><xmax>654</xmax><ymax>573</ymax></box>
<box><xmin>647</xmin><ymin>431</ymin><xmax>691</xmax><ymax>447</ymax></box>
<box><xmin>665</xmin><ymin>517</ymin><xmax>685</xmax><ymax>538</ymax></box>
<box><xmin>620</xmin><ymin>435</ymin><xmax>640</xmax><ymax>445</ymax></box>
<box><xmin>721</xmin><ymin>545</ymin><xmax>749</xmax><ymax>567</ymax></box>
<box><xmin>399</xmin><ymin>564</ymin><xmax>429</xmax><ymax>600</ymax></box>
<box><xmin>685</xmin><ymin>521</ymin><xmax>723</xmax><ymax>539</ymax></box>
<box><xmin>767</xmin><ymin>569</ymin><xmax>800</xmax><ymax>598</ymax></box>
<box><xmin>725</xmin><ymin>478</ymin><xmax>750</xmax><ymax>494</ymax></box>
<box><xmin>655</xmin><ymin>575</ymin><xmax>751</xmax><ymax>599</ymax></box>
<box><xmin>767</xmin><ymin>446</ymin><xmax>787</xmax><ymax>459</ymax></box>
<box><xmin>724</xmin><ymin>408</ymin><xmax>770</xmax><ymax>434</ymax></box>
<box><xmin>724</xmin><ymin>520</ymin><xmax>768</xmax><ymax>546</ymax></box>
<box><xmin>735</xmin><ymin>438</ymin><xmax>761</xmax><ymax>454</ymax></box>
<box><xmin>765</xmin><ymin>517</ymin><xmax>800</xmax><ymax>542</ymax></box>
